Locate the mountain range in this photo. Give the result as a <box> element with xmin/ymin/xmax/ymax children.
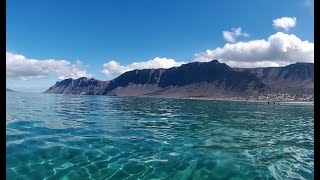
<box><xmin>45</xmin><ymin>60</ymin><xmax>314</xmax><ymax>98</ymax></box>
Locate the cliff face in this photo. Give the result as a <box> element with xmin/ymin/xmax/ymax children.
<box><xmin>45</xmin><ymin>60</ymin><xmax>314</xmax><ymax>98</ymax></box>
<box><xmin>101</xmin><ymin>60</ymin><xmax>267</xmax><ymax>97</ymax></box>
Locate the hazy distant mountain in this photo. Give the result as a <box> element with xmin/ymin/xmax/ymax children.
<box><xmin>234</xmin><ymin>62</ymin><xmax>314</xmax><ymax>94</ymax></box>
<box><xmin>45</xmin><ymin>60</ymin><xmax>314</xmax><ymax>98</ymax></box>
<box><xmin>6</xmin><ymin>88</ymin><xmax>15</xmax><ymax>92</ymax></box>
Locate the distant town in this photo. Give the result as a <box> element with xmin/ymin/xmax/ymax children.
<box><xmin>231</xmin><ymin>93</ymin><xmax>314</xmax><ymax>102</ymax></box>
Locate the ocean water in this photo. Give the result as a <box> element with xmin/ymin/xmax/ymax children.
<box><xmin>6</xmin><ymin>92</ymin><xmax>314</xmax><ymax>180</ymax></box>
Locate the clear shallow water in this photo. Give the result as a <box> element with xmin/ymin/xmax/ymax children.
<box><xmin>6</xmin><ymin>92</ymin><xmax>314</xmax><ymax>180</ymax></box>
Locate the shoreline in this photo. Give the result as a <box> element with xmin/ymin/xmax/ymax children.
<box><xmin>180</xmin><ymin>97</ymin><xmax>314</xmax><ymax>104</ymax></box>
<box><xmin>35</xmin><ymin>92</ymin><xmax>315</xmax><ymax>104</ymax></box>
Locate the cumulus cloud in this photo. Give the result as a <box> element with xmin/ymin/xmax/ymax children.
<box><xmin>194</xmin><ymin>32</ymin><xmax>314</xmax><ymax>68</ymax></box>
<box><xmin>6</xmin><ymin>52</ymin><xmax>91</xmax><ymax>80</ymax></box>
<box><xmin>273</xmin><ymin>17</ymin><xmax>297</xmax><ymax>31</ymax></box>
<box><xmin>222</xmin><ymin>27</ymin><xmax>249</xmax><ymax>42</ymax></box>
<box><xmin>102</xmin><ymin>57</ymin><xmax>186</xmax><ymax>77</ymax></box>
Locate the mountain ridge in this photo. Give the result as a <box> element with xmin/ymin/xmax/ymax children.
<box><xmin>45</xmin><ymin>60</ymin><xmax>314</xmax><ymax>99</ymax></box>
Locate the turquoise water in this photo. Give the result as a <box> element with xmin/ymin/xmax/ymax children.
<box><xmin>6</xmin><ymin>92</ymin><xmax>314</xmax><ymax>180</ymax></box>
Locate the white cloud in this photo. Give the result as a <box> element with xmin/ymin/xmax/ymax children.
<box><xmin>303</xmin><ymin>0</ymin><xmax>313</xmax><ymax>7</ymax></box>
<box><xmin>6</xmin><ymin>52</ymin><xmax>91</xmax><ymax>80</ymax></box>
<box><xmin>222</xmin><ymin>31</ymin><xmax>235</xmax><ymax>43</ymax></box>
<box><xmin>194</xmin><ymin>32</ymin><xmax>314</xmax><ymax>68</ymax></box>
<box><xmin>102</xmin><ymin>57</ymin><xmax>186</xmax><ymax>77</ymax></box>
<box><xmin>102</xmin><ymin>61</ymin><xmax>130</xmax><ymax>76</ymax></box>
<box><xmin>222</xmin><ymin>27</ymin><xmax>249</xmax><ymax>42</ymax></box>
<box><xmin>273</xmin><ymin>17</ymin><xmax>297</xmax><ymax>31</ymax></box>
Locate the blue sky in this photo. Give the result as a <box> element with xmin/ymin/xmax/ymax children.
<box><xmin>6</xmin><ymin>0</ymin><xmax>314</xmax><ymax>92</ymax></box>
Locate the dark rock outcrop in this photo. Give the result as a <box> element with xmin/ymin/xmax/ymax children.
<box><xmin>45</xmin><ymin>60</ymin><xmax>314</xmax><ymax>98</ymax></box>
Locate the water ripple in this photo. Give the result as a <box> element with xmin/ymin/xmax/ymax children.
<box><xmin>6</xmin><ymin>92</ymin><xmax>314</xmax><ymax>179</ymax></box>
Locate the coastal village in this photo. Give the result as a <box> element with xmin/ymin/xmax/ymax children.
<box><xmin>231</xmin><ymin>93</ymin><xmax>314</xmax><ymax>102</ymax></box>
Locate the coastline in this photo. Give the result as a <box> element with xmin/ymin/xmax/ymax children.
<box><xmin>41</xmin><ymin>92</ymin><xmax>314</xmax><ymax>105</ymax></box>
<box><xmin>180</xmin><ymin>97</ymin><xmax>314</xmax><ymax>104</ymax></box>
